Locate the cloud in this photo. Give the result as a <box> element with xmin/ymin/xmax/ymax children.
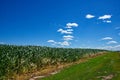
<box><xmin>86</xmin><ymin>14</ymin><xmax>95</xmax><ymax>19</ymax></box>
<box><xmin>103</xmin><ymin>20</ymin><xmax>111</xmax><ymax>23</ymax></box>
<box><xmin>47</xmin><ymin>40</ymin><xmax>56</xmax><ymax>43</ymax></box>
<box><xmin>48</xmin><ymin>22</ymin><xmax>78</xmax><ymax>47</ymax></box>
<box><xmin>98</xmin><ymin>15</ymin><xmax>112</xmax><ymax>20</ymax></box>
<box><xmin>113</xmin><ymin>45</ymin><xmax>120</xmax><ymax>51</ymax></box>
<box><xmin>67</xmin><ymin>29</ymin><xmax>73</xmax><ymax>32</ymax></box>
<box><xmin>100</xmin><ymin>45</ymin><xmax>120</xmax><ymax>51</ymax></box>
<box><xmin>47</xmin><ymin>40</ymin><xmax>70</xmax><ymax>46</ymax></box>
<box><xmin>66</xmin><ymin>23</ymin><xmax>78</xmax><ymax>28</ymax></box>
<box><xmin>107</xmin><ymin>41</ymin><xmax>118</xmax><ymax>44</ymax></box>
<box><xmin>58</xmin><ymin>41</ymin><xmax>70</xmax><ymax>46</ymax></box>
<box><xmin>57</xmin><ymin>28</ymin><xmax>73</xmax><ymax>34</ymax></box>
<box><xmin>101</xmin><ymin>37</ymin><xmax>112</xmax><ymax>40</ymax></box>
<box><xmin>63</xmin><ymin>35</ymin><xmax>74</xmax><ymax>41</ymax></box>
<box><xmin>47</xmin><ymin>40</ymin><xmax>57</xmax><ymax>45</ymax></box>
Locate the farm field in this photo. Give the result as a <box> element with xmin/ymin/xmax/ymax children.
<box><xmin>0</xmin><ymin>44</ymin><xmax>106</xmax><ymax>80</ymax></box>
<box><xmin>41</xmin><ymin>52</ymin><xmax>120</xmax><ymax>80</ymax></box>
<box><xmin>1</xmin><ymin>0</ymin><xmax>120</xmax><ymax>80</ymax></box>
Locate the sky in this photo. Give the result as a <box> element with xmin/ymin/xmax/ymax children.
<box><xmin>0</xmin><ymin>0</ymin><xmax>120</xmax><ymax>50</ymax></box>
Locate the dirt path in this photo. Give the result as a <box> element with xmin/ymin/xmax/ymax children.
<box><xmin>28</xmin><ymin>62</ymin><xmax>75</xmax><ymax>80</ymax></box>
<box><xmin>28</xmin><ymin>52</ymin><xmax>106</xmax><ymax>80</ymax></box>
<box><xmin>15</xmin><ymin>52</ymin><xmax>106</xmax><ymax>80</ymax></box>
<box><xmin>97</xmin><ymin>74</ymin><xmax>114</xmax><ymax>80</ymax></box>
<box><xmin>29</xmin><ymin>70</ymin><xmax>61</xmax><ymax>80</ymax></box>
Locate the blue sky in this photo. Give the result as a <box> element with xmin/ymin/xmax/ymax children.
<box><xmin>0</xmin><ymin>0</ymin><xmax>120</xmax><ymax>50</ymax></box>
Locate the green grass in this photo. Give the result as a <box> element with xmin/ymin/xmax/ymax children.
<box><xmin>41</xmin><ymin>52</ymin><xmax>120</xmax><ymax>80</ymax></box>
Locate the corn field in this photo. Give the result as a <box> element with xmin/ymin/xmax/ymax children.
<box><xmin>0</xmin><ymin>44</ymin><xmax>106</xmax><ymax>79</ymax></box>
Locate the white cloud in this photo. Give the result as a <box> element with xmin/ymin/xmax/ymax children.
<box><xmin>66</xmin><ymin>23</ymin><xmax>78</xmax><ymax>28</ymax></box>
<box><xmin>113</xmin><ymin>45</ymin><xmax>120</xmax><ymax>51</ymax></box>
<box><xmin>100</xmin><ymin>45</ymin><xmax>120</xmax><ymax>51</ymax></box>
<box><xmin>67</xmin><ymin>29</ymin><xmax>73</xmax><ymax>32</ymax></box>
<box><xmin>47</xmin><ymin>40</ymin><xmax>56</xmax><ymax>43</ymax></box>
<box><xmin>58</xmin><ymin>41</ymin><xmax>70</xmax><ymax>46</ymax></box>
<box><xmin>107</xmin><ymin>41</ymin><xmax>118</xmax><ymax>44</ymax></box>
<box><xmin>114</xmin><ymin>45</ymin><xmax>120</xmax><ymax>47</ymax></box>
<box><xmin>101</xmin><ymin>37</ymin><xmax>112</xmax><ymax>40</ymax></box>
<box><xmin>98</xmin><ymin>46</ymin><xmax>113</xmax><ymax>50</ymax></box>
<box><xmin>103</xmin><ymin>20</ymin><xmax>111</xmax><ymax>23</ymax></box>
<box><xmin>57</xmin><ymin>28</ymin><xmax>73</xmax><ymax>34</ymax></box>
<box><xmin>47</xmin><ymin>40</ymin><xmax>70</xmax><ymax>46</ymax></box>
<box><xmin>47</xmin><ymin>40</ymin><xmax>57</xmax><ymax>45</ymax></box>
<box><xmin>48</xmin><ymin>22</ymin><xmax>78</xmax><ymax>47</ymax></box>
<box><xmin>63</xmin><ymin>35</ymin><xmax>74</xmax><ymax>41</ymax></box>
<box><xmin>86</xmin><ymin>14</ymin><xmax>95</xmax><ymax>19</ymax></box>
<box><xmin>98</xmin><ymin>15</ymin><xmax>112</xmax><ymax>20</ymax></box>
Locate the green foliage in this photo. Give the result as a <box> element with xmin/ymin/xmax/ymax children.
<box><xmin>0</xmin><ymin>44</ymin><xmax>106</xmax><ymax>79</ymax></box>
<box><xmin>42</xmin><ymin>52</ymin><xmax>120</xmax><ymax>80</ymax></box>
